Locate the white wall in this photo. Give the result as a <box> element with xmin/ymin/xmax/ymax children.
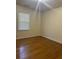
<box><xmin>16</xmin><ymin>5</ymin><xmax>41</xmax><ymax>39</ymax></box>
<box><xmin>41</xmin><ymin>7</ymin><xmax>62</xmax><ymax>43</ymax></box>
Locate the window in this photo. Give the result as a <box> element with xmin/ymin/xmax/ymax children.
<box><xmin>18</xmin><ymin>13</ymin><xmax>30</xmax><ymax>30</ymax></box>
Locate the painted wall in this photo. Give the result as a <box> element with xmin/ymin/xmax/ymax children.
<box><xmin>16</xmin><ymin>4</ymin><xmax>62</xmax><ymax>43</ymax></box>
<box><xmin>16</xmin><ymin>5</ymin><xmax>41</xmax><ymax>39</ymax></box>
<box><xmin>41</xmin><ymin>7</ymin><xmax>62</xmax><ymax>43</ymax></box>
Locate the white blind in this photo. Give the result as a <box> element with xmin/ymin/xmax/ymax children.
<box><xmin>18</xmin><ymin>13</ymin><xmax>30</xmax><ymax>30</ymax></box>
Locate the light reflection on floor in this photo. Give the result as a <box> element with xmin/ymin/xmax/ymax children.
<box><xmin>19</xmin><ymin>46</ymin><xmax>26</xmax><ymax>59</ymax></box>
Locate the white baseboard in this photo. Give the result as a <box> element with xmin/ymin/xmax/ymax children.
<box><xmin>16</xmin><ymin>35</ymin><xmax>62</xmax><ymax>44</ymax></box>
<box><xmin>42</xmin><ymin>35</ymin><xmax>62</xmax><ymax>44</ymax></box>
<box><xmin>16</xmin><ymin>35</ymin><xmax>40</xmax><ymax>39</ymax></box>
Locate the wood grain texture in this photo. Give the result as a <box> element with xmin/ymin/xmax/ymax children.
<box><xmin>16</xmin><ymin>36</ymin><xmax>62</xmax><ymax>59</ymax></box>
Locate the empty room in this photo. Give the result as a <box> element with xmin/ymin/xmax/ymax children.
<box><xmin>16</xmin><ymin>0</ymin><xmax>62</xmax><ymax>59</ymax></box>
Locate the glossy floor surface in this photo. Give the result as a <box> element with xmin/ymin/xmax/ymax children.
<box><xmin>16</xmin><ymin>36</ymin><xmax>62</xmax><ymax>59</ymax></box>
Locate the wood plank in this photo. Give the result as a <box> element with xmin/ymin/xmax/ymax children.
<box><xmin>16</xmin><ymin>36</ymin><xmax>62</xmax><ymax>59</ymax></box>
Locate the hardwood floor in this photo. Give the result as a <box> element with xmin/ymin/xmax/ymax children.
<box><xmin>16</xmin><ymin>36</ymin><xmax>62</xmax><ymax>59</ymax></box>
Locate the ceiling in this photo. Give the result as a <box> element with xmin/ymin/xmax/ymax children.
<box><xmin>16</xmin><ymin>0</ymin><xmax>62</xmax><ymax>12</ymax></box>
